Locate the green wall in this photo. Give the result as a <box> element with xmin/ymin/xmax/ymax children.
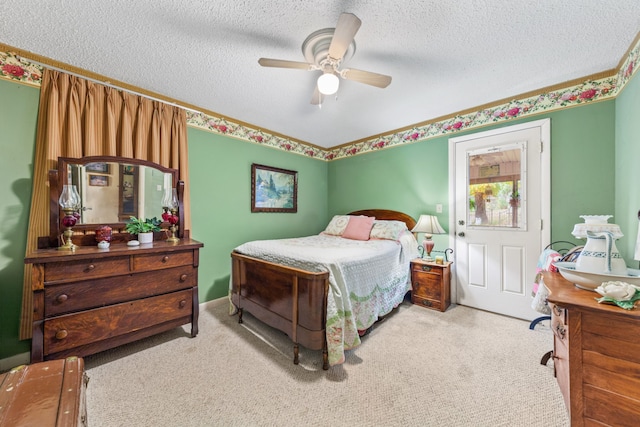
<box><xmin>187</xmin><ymin>128</ymin><xmax>328</xmax><ymax>302</ymax></box>
<box><xmin>328</xmin><ymin>133</ymin><xmax>450</xmax><ymax>250</ymax></box>
<box><xmin>328</xmin><ymin>101</ymin><xmax>617</xmax><ymax>253</ymax></box>
<box><xmin>0</xmin><ymin>80</ymin><xmax>39</xmax><ymax>358</ymax></box>
<box><xmin>615</xmin><ymin>71</ymin><xmax>640</xmax><ymax>265</ymax></box>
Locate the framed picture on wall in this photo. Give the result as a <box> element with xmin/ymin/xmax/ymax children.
<box><xmin>251</xmin><ymin>163</ymin><xmax>297</xmax><ymax>213</ymax></box>
<box><xmin>86</xmin><ymin>162</ymin><xmax>110</xmax><ymax>173</ymax></box>
<box><xmin>88</xmin><ymin>174</ymin><xmax>109</xmax><ymax>186</ymax></box>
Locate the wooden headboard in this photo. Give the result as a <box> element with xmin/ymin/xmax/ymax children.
<box><xmin>348</xmin><ymin>209</ymin><xmax>416</xmax><ymax>231</ymax></box>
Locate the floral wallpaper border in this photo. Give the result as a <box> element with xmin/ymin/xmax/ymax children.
<box><xmin>2</xmin><ymin>37</ymin><xmax>638</xmax><ymax>161</ymax></box>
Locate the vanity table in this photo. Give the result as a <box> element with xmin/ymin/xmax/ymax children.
<box><xmin>25</xmin><ymin>156</ymin><xmax>203</xmax><ymax>363</ymax></box>
<box><xmin>543</xmin><ymin>272</ymin><xmax>640</xmax><ymax>425</ymax></box>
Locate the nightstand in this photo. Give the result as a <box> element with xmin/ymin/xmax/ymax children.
<box><xmin>410</xmin><ymin>259</ymin><xmax>451</xmax><ymax>311</ymax></box>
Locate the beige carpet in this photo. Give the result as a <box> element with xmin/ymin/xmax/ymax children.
<box><xmin>84</xmin><ymin>298</ymin><xmax>569</xmax><ymax>427</ymax></box>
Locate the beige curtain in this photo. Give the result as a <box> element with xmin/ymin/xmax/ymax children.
<box><xmin>20</xmin><ymin>69</ymin><xmax>190</xmax><ymax>340</ymax></box>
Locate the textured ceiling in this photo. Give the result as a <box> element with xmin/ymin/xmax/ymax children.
<box><xmin>1</xmin><ymin>1</ymin><xmax>639</xmax><ymax>148</ymax></box>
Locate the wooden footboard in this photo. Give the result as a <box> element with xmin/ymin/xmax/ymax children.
<box><xmin>231</xmin><ymin>251</ymin><xmax>330</xmax><ymax>370</ymax></box>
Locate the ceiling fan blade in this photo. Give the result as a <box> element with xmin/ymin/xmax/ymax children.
<box><xmin>328</xmin><ymin>13</ymin><xmax>361</xmax><ymax>60</ymax></box>
<box><xmin>258</xmin><ymin>58</ymin><xmax>314</xmax><ymax>70</ymax></box>
<box><xmin>310</xmin><ymin>87</ymin><xmax>322</xmax><ymax>105</ymax></box>
<box><xmin>341</xmin><ymin>68</ymin><xmax>392</xmax><ymax>88</ymax></box>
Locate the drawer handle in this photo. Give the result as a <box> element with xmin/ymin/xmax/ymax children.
<box><xmin>421</xmin><ymin>265</ymin><xmax>432</xmax><ymax>272</ymax></box>
<box><xmin>179</xmin><ymin>300</ymin><xmax>187</xmax><ymax>308</ymax></box>
<box><xmin>162</xmin><ymin>256</ymin><xmax>170</xmax><ymax>263</ymax></box>
<box><xmin>552</xmin><ymin>305</ymin><xmax>564</xmax><ymax>317</ymax></box>
<box><xmin>422</xmin><ymin>300</ymin><xmax>432</xmax><ymax>306</ymax></box>
<box><xmin>86</xmin><ymin>264</ymin><xmax>95</xmax><ymax>271</ymax></box>
<box><xmin>56</xmin><ymin>294</ymin><xmax>69</xmax><ymax>303</ymax></box>
<box><xmin>55</xmin><ymin>330</ymin><xmax>68</xmax><ymax>340</ymax></box>
<box><xmin>180</xmin><ymin>274</ymin><xmax>188</xmax><ymax>282</ymax></box>
<box><xmin>555</xmin><ymin>324</ymin><xmax>566</xmax><ymax>340</ymax></box>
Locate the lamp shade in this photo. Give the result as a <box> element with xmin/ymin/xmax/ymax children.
<box><xmin>411</xmin><ymin>214</ymin><xmax>446</xmax><ymax>261</ymax></box>
<box><xmin>317</xmin><ymin>73</ymin><xmax>339</xmax><ymax>95</ymax></box>
<box><xmin>411</xmin><ymin>215</ymin><xmax>446</xmax><ymax>236</ymax></box>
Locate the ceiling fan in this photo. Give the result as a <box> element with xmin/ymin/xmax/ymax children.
<box><xmin>258</xmin><ymin>13</ymin><xmax>392</xmax><ymax>105</ymax></box>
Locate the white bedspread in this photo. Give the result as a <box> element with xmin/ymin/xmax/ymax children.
<box><xmin>232</xmin><ymin>233</ymin><xmax>419</xmax><ymax>366</ymax></box>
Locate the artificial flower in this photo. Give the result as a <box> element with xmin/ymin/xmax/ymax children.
<box><xmin>595</xmin><ymin>281</ymin><xmax>640</xmax><ymax>310</ymax></box>
<box><xmin>595</xmin><ymin>281</ymin><xmax>639</xmax><ymax>301</ymax></box>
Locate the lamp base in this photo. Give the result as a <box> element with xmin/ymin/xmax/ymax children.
<box><xmin>422</xmin><ymin>237</ymin><xmax>435</xmax><ymax>262</ymax></box>
<box><xmin>166</xmin><ymin>224</ymin><xmax>180</xmax><ymax>244</ymax></box>
<box><xmin>58</xmin><ymin>229</ymin><xmax>75</xmax><ymax>251</ymax></box>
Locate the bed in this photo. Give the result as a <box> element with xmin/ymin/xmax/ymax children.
<box><xmin>230</xmin><ymin>209</ymin><xmax>419</xmax><ymax>370</ymax></box>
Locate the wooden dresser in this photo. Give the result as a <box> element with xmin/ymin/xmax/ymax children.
<box><xmin>543</xmin><ymin>271</ymin><xmax>640</xmax><ymax>425</ymax></box>
<box><xmin>25</xmin><ymin>239</ymin><xmax>203</xmax><ymax>363</ymax></box>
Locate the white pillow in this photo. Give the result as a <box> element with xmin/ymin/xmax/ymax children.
<box><xmin>322</xmin><ymin>215</ymin><xmax>351</xmax><ymax>236</ymax></box>
<box><xmin>369</xmin><ymin>220</ymin><xmax>409</xmax><ymax>241</ymax></box>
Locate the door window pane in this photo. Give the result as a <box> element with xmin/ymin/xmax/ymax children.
<box><xmin>467</xmin><ymin>143</ymin><xmax>525</xmax><ymax>229</ymax></box>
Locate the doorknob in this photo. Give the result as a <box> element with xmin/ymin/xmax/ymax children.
<box><xmin>458</xmin><ymin>232</ymin><xmax>465</xmax><ymax>237</ymax></box>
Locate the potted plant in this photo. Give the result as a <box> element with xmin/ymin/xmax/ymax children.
<box><xmin>509</xmin><ymin>191</ymin><xmax>520</xmax><ymax>207</ymax></box>
<box><xmin>125</xmin><ymin>216</ymin><xmax>162</xmax><ymax>244</ymax></box>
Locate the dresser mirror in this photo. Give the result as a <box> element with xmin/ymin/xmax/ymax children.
<box><xmin>41</xmin><ymin>156</ymin><xmax>185</xmax><ymax>248</ymax></box>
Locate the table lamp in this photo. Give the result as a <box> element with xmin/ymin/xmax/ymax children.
<box><xmin>411</xmin><ymin>214</ymin><xmax>446</xmax><ymax>261</ymax></box>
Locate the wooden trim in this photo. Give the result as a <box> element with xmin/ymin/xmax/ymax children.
<box><xmin>348</xmin><ymin>209</ymin><xmax>416</xmax><ymax>231</ymax></box>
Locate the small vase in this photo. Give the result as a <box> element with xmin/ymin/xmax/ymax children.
<box><xmin>138</xmin><ymin>232</ymin><xmax>154</xmax><ymax>244</ymax></box>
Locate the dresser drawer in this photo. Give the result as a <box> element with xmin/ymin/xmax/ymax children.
<box><xmin>132</xmin><ymin>250</ymin><xmax>194</xmax><ymax>271</ymax></box>
<box><xmin>411</xmin><ymin>294</ymin><xmax>443</xmax><ymax>310</ymax></box>
<box><xmin>412</xmin><ymin>273</ymin><xmax>442</xmax><ymax>300</ymax></box>
<box><xmin>44</xmin><ymin>265</ymin><xmax>196</xmax><ymax>316</ymax></box>
<box><xmin>412</xmin><ymin>263</ymin><xmax>443</xmax><ymax>276</ymax></box>
<box><xmin>45</xmin><ymin>257</ymin><xmax>130</xmax><ymax>282</ymax></box>
<box><xmin>43</xmin><ymin>289</ymin><xmax>193</xmax><ymax>355</ymax></box>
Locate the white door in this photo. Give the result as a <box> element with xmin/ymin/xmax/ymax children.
<box><xmin>449</xmin><ymin>119</ymin><xmax>550</xmax><ymax>321</ymax></box>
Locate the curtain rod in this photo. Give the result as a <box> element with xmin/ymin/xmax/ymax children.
<box><xmin>27</xmin><ymin>58</ymin><xmax>201</xmax><ymax>114</ymax></box>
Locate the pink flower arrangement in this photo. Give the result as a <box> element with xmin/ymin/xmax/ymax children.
<box><xmin>444</xmin><ymin>121</ymin><xmax>464</xmax><ymax>131</ymax></box>
<box><xmin>579</xmin><ymin>89</ymin><xmax>596</xmax><ymax>100</ymax></box>
<box><xmin>506</xmin><ymin>107</ymin><xmax>520</xmax><ymax>117</ymax></box>
<box><xmin>373</xmin><ymin>140</ymin><xmax>386</xmax><ymax>149</ymax></box>
<box><xmin>624</xmin><ymin>61</ymin><xmax>634</xmax><ymax>78</ymax></box>
<box><xmin>1</xmin><ymin>64</ymin><xmax>25</xmax><ymax>78</ymax></box>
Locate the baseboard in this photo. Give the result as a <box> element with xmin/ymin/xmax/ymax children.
<box><xmin>0</xmin><ymin>352</ymin><xmax>30</xmax><ymax>372</ymax></box>
<box><xmin>200</xmin><ymin>296</ymin><xmax>228</xmax><ymax>310</ymax></box>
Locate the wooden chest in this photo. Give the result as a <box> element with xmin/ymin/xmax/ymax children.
<box><xmin>25</xmin><ymin>239</ymin><xmax>203</xmax><ymax>362</ymax></box>
<box><xmin>0</xmin><ymin>357</ymin><xmax>87</xmax><ymax>427</ymax></box>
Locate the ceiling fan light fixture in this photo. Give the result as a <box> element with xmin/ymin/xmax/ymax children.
<box><xmin>317</xmin><ymin>72</ymin><xmax>339</xmax><ymax>95</ymax></box>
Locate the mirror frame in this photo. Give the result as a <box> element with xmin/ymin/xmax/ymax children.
<box><xmin>41</xmin><ymin>156</ymin><xmax>185</xmax><ymax>248</ymax></box>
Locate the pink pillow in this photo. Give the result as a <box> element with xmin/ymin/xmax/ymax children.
<box><xmin>342</xmin><ymin>216</ymin><xmax>375</xmax><ymax>241</ymax></box>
